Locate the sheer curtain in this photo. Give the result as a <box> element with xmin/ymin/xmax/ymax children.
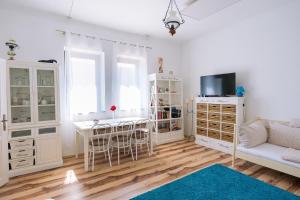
<box><xmin>60</xmin><ymin>32</ymin><xmax>104</xmax><ymax>155</ymax></box>
<box><xmin>111</xmin><ymin>43</ymin><xmax>148</xmax><ymax>117</ymax></box>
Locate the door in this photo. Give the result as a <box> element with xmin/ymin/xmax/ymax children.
<box><xmin>0</xmin><ymin>58</ymin><xmax>9</xmax><ymax>186</ymax></box>
<box><xmin>36</xmin><ymin>127</ymin><xmax>60</xmax><ymax>165</ymax></box>
<box><xmin>35</xmin><ymin>68</ymin><xmax>57</xmax><ymax>123</ymax></box>
<box><xmin>8</xmin><ymin>66</ymin><xmax>33</xmax><ymax>125</ymax></box>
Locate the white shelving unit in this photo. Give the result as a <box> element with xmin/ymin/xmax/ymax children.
<box><xmin>149</xmin><ymin>73</ymin><xmax>184</xmax><ymax>145</ymax></box>
<box><xmin>5</xmin><ymin>60</ymin><xmax>62</xmax><ymax>177</ymax></box>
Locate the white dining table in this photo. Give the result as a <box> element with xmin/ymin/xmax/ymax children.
<box><xmin>73</xmin><ymin>117</ymin><xmax>153</xmax><ymax>171</ymax></box>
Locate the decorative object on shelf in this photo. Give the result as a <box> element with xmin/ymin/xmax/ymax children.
<box><xmin>5</xmin><ymin>39</ymin><xmax>19</xmax><ymax>60</ymax></box>
<box><xmin>157</xmin><ymin>57</ymin><xmax>164</xmax><ymax>73</ymax></box>
<box><xmin>168</xmin><ymin>70</ymin><xmax>174</xmax><ymax>79</ymax></box>
<box><xmin>162</xmin><ymin>0</ymin><xmax>185</xmax><ymax>36</ymax></box>
<box><xmin>110</xmin><ymin>105</ymin><xmax>117</xmax><ymax>119</ymax></box>
<box><xmin>93</xmin><ymin>119</ymin><xmax>99</xmax><ymax>125</ymax></box>
<box><xmin>236</xmin><ymin>86</ymin><xmax>245</xmax><ymax>97</ymax></box>
<box><xmin>41</xmin><ymin>99</ymin><xmax>48</xmax><ymax>105</ymax></box>
<box><xmin>38</xmin><ymin>59</ymin><xmax>58</xmax><ymax>63</ymax></box>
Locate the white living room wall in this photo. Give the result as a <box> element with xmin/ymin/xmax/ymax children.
<box><xmin>0</xmin><ymin>4</ymin><xmax>182</xmax><ymax>155</ymax></box>
<box><xmin>182</xmin><ymin>1</ymin><xmax>300</xmax><ymax>136</ymax></box>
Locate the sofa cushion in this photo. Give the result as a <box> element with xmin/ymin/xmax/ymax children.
<box><xmin>289</xmin><ymin>118</ymin><xmax>300</xmax><ymax>128</ymax></box>
<box><xmin>268</xmin><ymin>122</ymin><xmax>300</xmax><ymax>150</ymax></box>
<box><xmin>239</xmin><ymin>120</ymin><xmax>268</xmax><ymax>148</ymax></box>
<box><xmin>237</xmin><ymin>143</ymin><xmax>300</xmax><ymax>169</ymax></box>
<box><xmin>282</xmin><ymin>148</ymin><xmax>300</xmax><ymax>164</ymax></box>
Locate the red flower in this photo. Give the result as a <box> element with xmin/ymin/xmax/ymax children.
<box><xmin>110</xmin><ymin>105</ymin><xmax>117</xmax><ymax>111</ymax></box>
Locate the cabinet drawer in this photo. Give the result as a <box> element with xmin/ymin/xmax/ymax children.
<box><xmin>208</xmin><ymin>113</ymin><xmax>220</xmax><ymax>121</ymax></box>
<box><xmin>208</xmin><ymin>121</ymin><xmax>220</xmax><ymax>130</ymax></box>
<box><xmin>197</xmin><ymin>120</ymin><xmax>207</xmax><ymax>128</ymax></box>
<box><xmin>222</xmin><ymin>104</ymin><xmax>236</xmax><ymax>113</ymax></box>
<box><xmin>221</xmin><ymin>133</ymin><xmax>234</xmax><ymax>143</ymax></box>
<box><xmin>197</xmin><ymin>103</ymin><xmax>207</xmax><ymax>111</ymax></box>
<box><xmin>9</xmin><ymin>148</ymin><xmax>34</xmax><ymax>160</ymax></box>
<box><xmin>197</xmin><ymin>112</ymin><xmax>207</xmax><ymax>119</ymax></box>
<box><xmin>9</xmin><ymin>139</ymin><xmax>34</xmax><ymax>149</ymax></box>
<box><xmin>208</xmin><ymin>130</ymin><xmax>220</xmax><ymax>139</ymax></box>
<box><xmin>221</xmin><ymin>123</ymin><xmax>235</xmax><ymax>133</ymax></box>
<box><xmin>208</xmin><ymin>104</ymin><xmax>220</xmax><ymax>112</ymax></box>
<box><xmin>196</xmin><ymin>128</ymin><xmax>207</xmax><ymax>136</ymax></box>
<box><xmin>9</xmin><ymin>157</ymin><xmax>34</xmax><ymax>170</ymax></box>
<box><xmin>222</xmin><ymin>114</ymin><xmax>236</xmax><ymax>123</ymax></box>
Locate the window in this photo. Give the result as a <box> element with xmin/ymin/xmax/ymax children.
<box><xmin>117</xmin><ymin>62</ymin><xmax>141</xmax><ymax>110</ymax></box>
<box><xmin>115</xmin><ymin>57</ymin><xmax>147</xmax><ymax>111</ymax></box>
<box><xmin>68</xmin><ymin>50</ymin><xmax>105</xmax><ymax>115</ymax></box>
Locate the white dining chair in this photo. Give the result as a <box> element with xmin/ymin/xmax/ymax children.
<box><xmin>110</xmin><ymin>121</ymin><xmax>135</xmax><ymax>165</ymax></box>
<box><xmin>132</xmin><ymin>119</ymin><xmax>153</xmax><ymax>160</ymax></box>
<box><xmin>89</xmin><ymin>123</ymin><xmax>113</xmax><ymax>171</ymax></box>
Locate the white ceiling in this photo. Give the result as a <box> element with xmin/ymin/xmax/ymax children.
<box><xmin>1</xmin><ymin>0</ymin><xmax>293</xmax><ymax>41</ymax></box>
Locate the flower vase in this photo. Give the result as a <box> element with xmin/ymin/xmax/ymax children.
<box><xmin>112</xmin><ymin>111</ymin><xmax>115</xmax><ymax>119</ymax></box>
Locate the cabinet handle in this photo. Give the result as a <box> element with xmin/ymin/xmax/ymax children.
<box><xmin>18</xmin><ymin>150</ymin><xmax>26</xmax><ymax>152</ymax></box>
<box><xmin>18</xmin><ymin>140</ymin><xmax>25</xmax><ymax>143</ymax></box>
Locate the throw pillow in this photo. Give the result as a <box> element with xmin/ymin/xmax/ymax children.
<box><xmin>268</xmin><ymin>122</ymin><xmax>300</xmax><ymax>150</ymax></box>
<box><xmin>239</xmin><ymin>120</ymin><xmax>268</xmax><ymax>148</ymax></box>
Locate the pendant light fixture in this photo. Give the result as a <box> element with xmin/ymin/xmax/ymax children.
<box><xmin>162</xmin><ymin>0</ymin><xmax>185</xmax><ymax>36</ymax></box>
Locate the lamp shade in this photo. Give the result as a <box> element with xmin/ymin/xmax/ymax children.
<box><xmin>162</xmin><ymin>0</ymin><xmax>185</xmax><ymax>36</ymax></box>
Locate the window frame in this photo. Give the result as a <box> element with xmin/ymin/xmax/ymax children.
<box><xmin>116</xmin><ymin>56</ymin><xmax>146</xmax><ymax>111</ymax></box>
<box><xmin>68</xmin><ymin>49</ymin><xmax>106</xmax><ymax>115</ymax></box>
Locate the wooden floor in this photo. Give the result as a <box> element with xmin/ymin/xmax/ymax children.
<box><xmin>0</xmin><ymin>140</ymin><xmax>299</xmax><ymax>200</ymax></box>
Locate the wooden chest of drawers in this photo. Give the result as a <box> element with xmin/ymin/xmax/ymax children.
<box><xmin>194</xmin><ymin>97</ymin><xmax>244</xmax><ymax>154</ymax></box>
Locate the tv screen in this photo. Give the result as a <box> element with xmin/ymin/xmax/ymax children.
<box><xmin>200</xmin><ymin>73</ymin><xmax>236</xmax><ymax>97</ymax></box>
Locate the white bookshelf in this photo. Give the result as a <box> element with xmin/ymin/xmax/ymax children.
<box><xmin>149</xmin><ymin>73</ymin><xmax>184</xmax><ymax>145</ymax></box>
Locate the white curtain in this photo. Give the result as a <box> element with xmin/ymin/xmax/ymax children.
<box><xmin>60</xmin><ymin>32</ymin><xmax>104</xmax><ymax>155</ymax></box>
<box><xmin>111</xmin><ymin>43</ymin><xmax>148</xmax><ymax>117</ymax></box>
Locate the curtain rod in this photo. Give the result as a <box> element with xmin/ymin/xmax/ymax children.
<box><xmin>56</xmin><ymin>29</ymin><xmax>152</xmax><ymax>50</ymax></box>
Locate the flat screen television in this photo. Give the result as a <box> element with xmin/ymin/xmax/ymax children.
<box><xmin>200</xmin><ymin>73</ymin><xmax>236</xmax><ymax>97</ymax></box>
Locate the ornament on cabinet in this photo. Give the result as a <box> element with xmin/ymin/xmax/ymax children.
<box><xmin>157</xmin><ymin>57</ymin><xmax>164</xmax><ymax>73</ymax></box>
<box><xmin>5</xmin><ymin>39</ymin><xmax>19</xmax><ymax>60</ymax></box>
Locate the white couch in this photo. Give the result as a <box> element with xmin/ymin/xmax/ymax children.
<box><xmin>233</xmin><ymin>119</ymin><xmax>300</xmax><ymax>178</ymax></box>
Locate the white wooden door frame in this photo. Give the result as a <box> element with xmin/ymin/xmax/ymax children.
<box><xmin>0</xmin><ymin>58</ymin><xmax>9</xmax><ymax>187</ymax></box>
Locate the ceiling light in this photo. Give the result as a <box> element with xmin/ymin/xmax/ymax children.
<box><xmin>162</xmin><ymin>0</ymin><xmax>185</xmax><ymax>36</ymax></box>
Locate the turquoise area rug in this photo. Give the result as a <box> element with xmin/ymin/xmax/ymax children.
<box><xmin>132</xmin><ymin>164</ymin><xmax>300</xmax><ymax>200</ymax></box>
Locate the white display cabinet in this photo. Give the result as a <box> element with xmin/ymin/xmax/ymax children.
<box><xmin>149</xmin><ymin>73</ymin><xmax>184</xmax><ymax>145</ymax></box>
<box><xmin>5</xmin><ymin>60</ymin><xmax>62</xmax><ymax>177</ymax></box>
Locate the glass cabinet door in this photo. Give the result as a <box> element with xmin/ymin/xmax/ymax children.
<box><xmin>36</xmin><ymin>69</ymin><xmax>56</xmax><ymax>122</ymax></box>
<box><xmin>9</xmin><ymin>68</ymin><xmax>32</xmax><ymax>124</ymax></box>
